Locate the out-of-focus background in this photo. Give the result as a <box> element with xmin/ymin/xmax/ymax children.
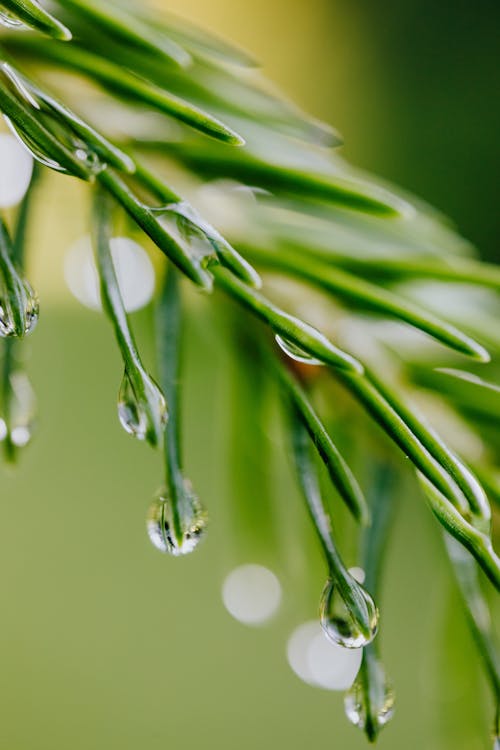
<box><xmin>0</xmin><ymin>1</ymin><xmax>499</xmax><ymax>749</ymax></box>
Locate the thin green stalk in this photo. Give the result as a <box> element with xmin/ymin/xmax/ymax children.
<box><xmin>0</xmin><ymin>55</ymin><xmax>135</xmax><ymax>176</ymax></box>
<box><xmin>92</xmin><ymin>187</ymin><xmax>167</xmax><ymax>447</ymax></box>
<box><xmin>299</xmin><ymin>254</ymin><xmax>500</xmax><ymax>292</ymax></box>
<box><xmin>156</xmin><ymin>266</ymin><xmax>184</xmax><ymax>543</ymax></box>
<box><xmin>361</xmin><ymin>467</ymin><xmax>395</xmax><ymax>598</ymax></box>
<box><xmin>0</xmin><ymin>67</ymin><xmax>93</xmax><ymax>180</ymax></box>
<box><xmin>0</xmin><ymin>164</ymin><xmax>39</xmax><ymax>462</ymax></box>
<box><xmin>61</xmin><ymin>0</ymin><xmax>191</xmax><ymax>68</ymax></box>
<box><xmin>98</xmin><ymin>168</ymin><xmax>213</xmax><ymax>289</ymax></box>
<box><xmin>151</xmin><ymin>264</ymin><xmax>207</xmax><ymax>554</ymax></box>
<box><xmin>247</xmin><ymin>245</ymin><xmax>489</xmax><ymax>361</ymax></box>
<box><xmin>138</xmin><ymin>4</ymin><xmax>257</xmax><ymax>67</ymax></box>
<box><xmin>0</xmin><ymin>215</ymin><xmax>38</xmax><ymax>338</ymax></box>
<box><xmin>272</xmin><ymin>356</ymin><xmax>369</xmax><ymax>524</ymax></box>
<box><xmin>332</xmin><ymin>370</ymin><xmax>499</xmax><ymax>586</ymax></box>
<box><xmin>445</xmin><ymin>535</ymin><xmax>500</xmax><ymax>721</ymax></box>
<box><xmin>345</xmin><ymin>466</ymin><xmax>396</xmax><ymax>743</ymax></box>
<box><xmin>9</xmin><ymin>38</ymin><xmax>244</xmax><ymax>145</ymax></box>
<box><xmin>420</xmin><ymin>477</ymin><xmax>500</xmax><ymax>591</ymax></box>
<box><xmin>290</xmin><ymin>410</ymin><xmax>378</xmax><ymax>648</ymax></box>
<box><xmin>213</xmin><ymin>266</ymin><xmax>363</xmax><ymax>374</ymax></box>
<box><xmin>368</xmin><ymin>368</ymin><xmax>491</xmax><ymax>527</ymax></box>
<box><xmin>155</xmin><ymin>141</ymin><xmax>412</xmax><ymax>218</ymax></box>
<box><xmin>0</xmin><ymin>0</ymin><xmax>71</xmax><ymax>40</ymax></box>
<box><xmin>337</xmin><ymin>370</ymin><xmax>470</xmax><ymax>516</ymax></box>
<box><xmin>133</xmin><ymin>162</ymin><xmax>261</xmax><ymax>288</ymax></box>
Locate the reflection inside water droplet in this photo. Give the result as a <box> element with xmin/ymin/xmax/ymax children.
<box><xmin>345</xmin><ymin>660</ymin><xmax>395</xmax><ymax>737</ymax></box>
<box><xmin>320</xmin><ymin>577</ymin><xmax>378</xmax><ymax>649</ymax></box>
<box><xmin>117</xmin><ymin>369</ymin><xmax>168</xmax><ymax>446</ymax></box>
<box><xmin>275</xmin><ymin>334</ymin><xmax>323</xmax><ymax>366</ymax></box>
<box><xmin>0</xmin><ymin>280</ymin><xmax>39</xmax><ymax>338</ymax></box>
<box><xmin>221</xmin><ymin>564</ymin><xmax>282</xmax><ymax>625</ymax></box>
<box><xmin>0</xmin><ymin>64</ymin><xmax>106</xmax><ymax>178</ymax></box>
<box><xmin>348</xmin><ymin>566</ymin><xmax>366</xmax><ymax>584</ymax></box>
<box><xmin>118</xmin><ymin>371</ymin><xmax>147</xmax><ymax>439</ymax></box>
<box><xmin>0</xmin><ymin>10</ymin><xmax>25</xmax><ymax>28</ymax></box>
<box><xmin>153</xmin><ymin>202</ymin><xmax>219</xmax><ymax>272</ymax></box>
<box><xmin>287</xmin><ymin>621</ymin><xmax>362</xmax><ymax>691</ymax></box>
<box><xmin>147</xmin><ymin>486</ymin><xmax>207</xmax><ymax>556</ymax></box>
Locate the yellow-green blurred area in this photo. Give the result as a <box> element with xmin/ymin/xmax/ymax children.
<box><xmin>0</xmin><ymin>1</ymin><xmax>499</xmax><ymax>749</ymax></box>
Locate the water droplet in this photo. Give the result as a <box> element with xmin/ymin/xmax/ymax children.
<box><xmin>222</xmin><ymin>564</ymin><xmax>282</xmax><ymax>626</ymax></box>
<box><xmin>118</xmin><ymin>373</ymin><xmax>146</xmax><ymax>438</ymax></box>
<box><xmin>73</xmin><ymin>140</ymin><xmax>105</xmax><ymax>175</ymax></box>
<box><xmin>0</xmin><ymin>280</ymin><xmax>39</xmax><ymax>338</ymax></box>
<box><xmin>0</xmin><ymin>64</ymin><xmax>106</xmax><ymax>178</ymax></box>
<box><xmin>275</xmin><ymin>334</ymin><xmax>323</xmax><ymax>366</ymax></box>
<box><xmin>344</xmin><ymin>660</ymin><xmax>395</xmax><ymax>739</ymax></box>
<box><xmin>4</xmin><ymin>115</ymin><xmax>66</xmax><ymax>173</ymax></box>
<box><xmin>348</xmin><ymin>566</ymin><xmax>366</xmax><ymax>584</ymax></box>
<box><xmin>0</xmin><ymin>10</ymin><xmax>25</xmax><ymax>28</ymax></box>
<box><xmin>0</xmin><ymin>371</ymin><xmax>36</xmax><ymax>459</ymax></box>
<box><xmin>147</xmin><ymin>486</ymin><xmax>207</xmax><ymax>556</ymax></box>
<box><xmin>153</xmin><ymin>203</ymin><xmax>218</xmax><ymax>271</ymax></box>
<box><xmin>117</xmin><ymin>369</ymin><xmax>167</xmax><ymax>446</ymax></box>
<box><xmin>320</xmin><ymin>577</ymin><xmax>378</xmax><ymax>649</ymax></box>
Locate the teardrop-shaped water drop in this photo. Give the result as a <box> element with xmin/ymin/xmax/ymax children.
<box><xmin>5</xmin><ymin>115</ymin><xmax>106</xmax><ymax>177</ymax></box>
<box><xmin>0</xmin><ymin>10</ymin><xmax>25</xmax><ymax>28</ymax></box>
<box><xmin>117</xmin><ymin>369</ymin><xmax>167</xmax><ymax>445</ymax></box>
<box><xmin>0</xmin><ymin>280</ymin><xmax>39</xmax><ymax>338</ymax></box>
<box><xmin>275</xmin><ymin>334</ymin><xmax>323</xmax><ymax>366</ymax></box>
<box><xmin>344</xmin><ymin>661</ymin><xmax>395</xmax><ymax>740</ymax></box>
<box><xmin>147</xmin><ymin>486</ymin><xmax>207</xmax><ymax>556</ymax></box>
<box><xmin>118</xmin><ymin>372</ymin><xmax>147</xmax><ymax>439</ymax></box>
<box><xmin>0</xmin><ymin>64</ymin><xmax>106</xmax><ymax>178</ymax></box>
<box><xmin>320</xmin><ymin>577</ymin><xmax>378</xmax><ymax>649</ymax></box>
<box><xmin>153</xmin><ymin>204</ymin><xmax>218</xmax><ymax>270</ymax></box>
<box><xmin>4</xmin><ymin>115</ymin><xmax>67</xmax><ymax>173</ymax></box>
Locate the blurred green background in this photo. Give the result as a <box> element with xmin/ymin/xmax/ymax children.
<box><xmin>0</xmin><ymin>1</ymin><xmax>499</xmax><ymax>749</ymax></box>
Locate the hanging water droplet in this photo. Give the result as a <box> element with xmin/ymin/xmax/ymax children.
<box><xmin>275</xmin><ymin>334</ymin><xmax>323</xmax><ymax>366</ymax></box>
<box><xmin>344</xmin><ymin>660</ymin><xmax>395</xmax><ymax>739</ymax></box>
<box><xmin>117</xmin><ymin>369</ymin><xmax>167</xmax><ymax>446</ymax></box>
<box><xmin>320</xmin><ymin>577</ymin><xmax>378</xmax><ymax>649</ymax></box>
<box><xmin>0</xmin><ymin>10</ymin><xmax>25</xmax><ymax>29</ymax></box>
<box><xmin>0</xmin><ymin>64</ymin><xmax>106</xmax><ymax>178</ymax></box>
<box><xmin>118</xmin><ymin>372</ymin><xmax>146</xmax><ymax>439</ymax></box>
<box><xmin>0</xmin><ymin>280</ymin><xmax>39</xmax><ymax>338</ymax></box>
<box><xmin>4</xmin><ymin>115</ymin><xmax>67</xmax><ymax>173</ymax></box>
<box><xmin>4</xmin><ymin>115</ymin><xmax>106</xmax><ymax>177</ymax></box>
<box><xmin>152</xmin><ymin>203</ymin><xmax>218</xmax><ymax>271</ymax></box>
<box><xmin>147</xmin><ymin>486</ymin><xmax>207</xmax><ymax>556</ymax></box>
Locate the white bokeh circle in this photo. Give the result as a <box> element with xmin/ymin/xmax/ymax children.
<box><xmin>64</xmin><ymin>235</ymin><xmax>155</xmax><ymax>313</ymax></box>
<box><xmin>221</xmin><ymin>564</ymin><xmax>282</xmax><ymax>626</ymax></box>
<box><xmin>287</xmin><ymin>620</ymin><xmax>362</xmax><ymax>691</ymax></box>
<box><xmin>0</xmin><ymin>134</ymin><xmax>34</xmax><ymax>208</ymax></box>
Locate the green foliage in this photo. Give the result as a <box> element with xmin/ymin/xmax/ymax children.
<box><xmin>0</xmin><ymin>0</ymin><xmax>498</xmax><ymax>745</ymax></box>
